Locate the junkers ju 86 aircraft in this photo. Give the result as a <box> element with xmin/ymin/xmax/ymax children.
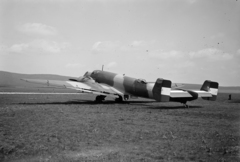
<box><xmin>22</xmin><ymin>70</ymin><xmax>219</xmax><ymax>107</ymax></box>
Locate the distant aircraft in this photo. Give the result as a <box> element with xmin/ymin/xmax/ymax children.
<box><xmin>21</xmin><ymin>70</ymin><xmax>219</xmax><ymax>107</ymax></box>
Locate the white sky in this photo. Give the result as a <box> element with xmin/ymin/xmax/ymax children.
<box><xmin>0</xmin><ymin>0</ymin><xmax>240</xmax><ymax>86</ymax></box>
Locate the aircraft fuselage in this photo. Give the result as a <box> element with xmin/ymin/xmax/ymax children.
<box><xmin>90</xmin><ymin>70</ymin><xmax>155</xmax><ymax>99</ymax></box>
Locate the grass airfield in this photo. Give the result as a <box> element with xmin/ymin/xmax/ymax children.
<box><xmin>0</xmin><ymin>93</ymin><xmax>239</xmax><ymax>162</ymax></box>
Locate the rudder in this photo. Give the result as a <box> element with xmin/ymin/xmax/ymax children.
<box><xmin>152</xmin><ymin>78</ymin><xmax>171</xmax><ymax>102</ymax></box>
<box><xmin>201</xmin><ymin>80</ymin><xmax>219</xmax><ymax>101</ymax></box>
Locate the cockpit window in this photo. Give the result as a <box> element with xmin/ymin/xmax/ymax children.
<box><xmin>136</xmin><ymin>79</ymin><xmax>147</xmax><ymax>84</ymax></box>
<box><xmin>84</xmin><ymin>71</ymin><xmax>92</xmax><ymax>77</ymax></box>
<box><xmin>84</xmin><ymin>72</ymin><xmax>88</xmax><ymax>76</ymax></box>
<box><xmin>92</xmin><ymin>70</ymin><xmax>100</xmax><ymax>74</ymax></box>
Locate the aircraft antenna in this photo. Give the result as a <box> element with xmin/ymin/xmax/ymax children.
<box><xmin>102</xmin><ymin>65</ymin><xmax>104</xmax><ymax>71</ymax></box>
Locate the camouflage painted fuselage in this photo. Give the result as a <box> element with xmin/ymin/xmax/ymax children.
<box><xmin>90</xmin><ymin>70</ymin><xmax>170</xmax><ymax>101</ymax></box>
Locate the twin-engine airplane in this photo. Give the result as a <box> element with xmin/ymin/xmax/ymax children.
<box><xmin>22</xmin><ymin>70</ymin><xmax>219</xmax><ymax>107</ymax></box>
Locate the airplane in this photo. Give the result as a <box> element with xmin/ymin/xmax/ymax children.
<box><xmin>21</xmin><ymin>70</ymin><xmax>219</xmax><ymax>108</ymax></box>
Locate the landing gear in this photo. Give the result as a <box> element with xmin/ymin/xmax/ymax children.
<box><xmin>123</xmin><ymin>95</ymin><xmax>129</xmax><ymax>101</ymax></box>
<box><xmin>115</xmin><ymin>96</ymin><xmax>123</xmax><ymax>102</ymax></box>
<box><xmin>181</xmin><ymin>101</ymin><xmax>189</xmax><ymax>108</ymax></box>
<box><xmin>95</xmin><ymin>95</ymin><xmax>106</xmax><ymax>102</ymax></box>
<box><xmin>183</xmin><ymin>103</ymin><xmax>189</xmax><ymax>108</ymax></box>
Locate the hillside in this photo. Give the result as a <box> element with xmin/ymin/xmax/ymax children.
<box><xmin>0</xmin><ymin>71</ymin><xmax>239</xmax><ymax>93</ymax></box>
<box><xmin>176</xmin><ymin>83</ymin><xmax>240</xmax><ymax>94</ymax></box>
<box><xmin>0</xmin><ymin>71</ymin><xmax>77</xmax><ymax>92</ymax></box>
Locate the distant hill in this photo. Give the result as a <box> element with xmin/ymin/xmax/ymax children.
<box><xmin>217</xmin><ymin>86</ymin><xmax>240</xmax><ymax>94</ymax></box>
<box><xmin>0</xmin><ymin>71</ymin><xmax>239</xmax><ymax>93</ymax></box>
<box><xmin>0</xmin><ymin>71</ymin><xmax>77</xmax><ymax>92</ymax></box>
<box><xmin>177</xmin><ymin>83</ymin><xmax>240</xmax><ymax>94</ymax></box>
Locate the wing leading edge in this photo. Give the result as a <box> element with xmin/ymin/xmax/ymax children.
<box><xmin>21</xmin><ymin>79</ymin><xmax>122</xmax><ymax>98</ymax></box>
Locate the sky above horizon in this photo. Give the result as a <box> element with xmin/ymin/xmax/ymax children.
<box><xmin>0</xmin><ymin>0</ymin><xmax>240</xmax><ymax>86</ymax></box>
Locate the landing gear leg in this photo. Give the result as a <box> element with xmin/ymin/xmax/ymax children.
<box><xmin>182</xmin><ymin>101</ymin><xmax>189</xmax><ymax>108</ymax></box>
<box><xmin>115</xmin><ymin>96</ymin><xmax>123</xmax><ymax>102</ymax></box>
<box><xmin>95</xmin><ymin>95</ymin><xmax>106</xmax><ymax>102</ymax></box>
<box><xmin>183</xmin><ymin>103</ymin><xmax>189</xmax><ymax>108</ymax></box>
<box><xmin>123</xmin><ymin>95</ymin><xmax>129</xmax><ymax>101</ymax></box>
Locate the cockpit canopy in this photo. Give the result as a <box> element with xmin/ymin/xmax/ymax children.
<box><xmin>91</xmin><ymin>70</ymin><xmax>101</xmax><ymax>75</ymax></box>
<box><xmin>136</xmin><ymin>78</ymin><xmax>147</xmax><ymax>84</ymax></box>
<box><xmin>83</xmin><ymin>71</ymin><xmax>92</xmax><ymax>77</ymax></box>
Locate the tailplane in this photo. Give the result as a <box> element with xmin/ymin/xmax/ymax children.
<box><xmin>201</xmin><ymin>80</ymin><xmax>219</xmax><ymax>101</ymax></box>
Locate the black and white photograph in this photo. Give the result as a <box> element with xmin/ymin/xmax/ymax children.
<box><xmin>0</xmin><ymin>0</ymin><xmax>239</xmax><ymax>161</ymax></box>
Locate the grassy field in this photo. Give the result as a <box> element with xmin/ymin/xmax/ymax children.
<box><xmin>0</xmin><ymin>93</ymin><xmax>239</xmax><ymax>161</ymax></box>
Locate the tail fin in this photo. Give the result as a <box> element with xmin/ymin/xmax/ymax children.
<box><xmin>201</xmin><ymin>80</ymin><xmax>219</xmax><ymax>101</ymax></box>
<box><xmin>152</xmin><ymin>78</ymin><xmax>172</xmax><ymax>102</ymax></box>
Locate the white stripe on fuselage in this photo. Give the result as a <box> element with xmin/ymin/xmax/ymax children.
<box><xmin>113</xmin><ymin>74</ymin><xmax>125</xmax><ymax>94</ymax></box>
<box><xmin>146</xmin><ymin>83</ymin><xmax>154</xmax><ymax>98</ymax></box>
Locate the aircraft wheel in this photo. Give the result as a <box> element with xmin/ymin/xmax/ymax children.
<box><xmin>124</xmin><ymin>95</ymin><xmax>129</xmax><ymax>101</ymax></box>
<box><xmin>115</xmin><ymin>96</ymin><xmax>123</xmax><ymax>102</ymax></box>
<box><xmin>95</xmin><ymin>95</ymin><xmax>106</xmax><ymax>102</ymax></box>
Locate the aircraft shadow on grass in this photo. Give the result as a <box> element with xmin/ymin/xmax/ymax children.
<box><xmin>19</xmin><ymin>100</ymin><xmax>203</xmax><ymax>109</ymax></box>
<box><xmin>144</xmin><ymin>105</ymin><xmax>203</xmax><ymax>109</ymax></box>
<box><xmin>19</xmin><ymin>100</ymin><xmax>153</xmax><ymax>105</ymax></box>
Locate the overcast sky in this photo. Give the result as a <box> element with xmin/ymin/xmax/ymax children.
<box><xmin>0</xmin><ymin>0</ymin><xmax>239</xmax><ymax>86</ymax></box>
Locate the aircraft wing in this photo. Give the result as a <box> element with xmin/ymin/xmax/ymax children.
<box><xmin>21</xmin><ymin>79</ymin><xmax>123</xmax><ymax>98</ymax></box>
<box><xmin>170</xmin><ymin>89</ymin><xmax>212</xmax><ymax>98</ymax></box>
